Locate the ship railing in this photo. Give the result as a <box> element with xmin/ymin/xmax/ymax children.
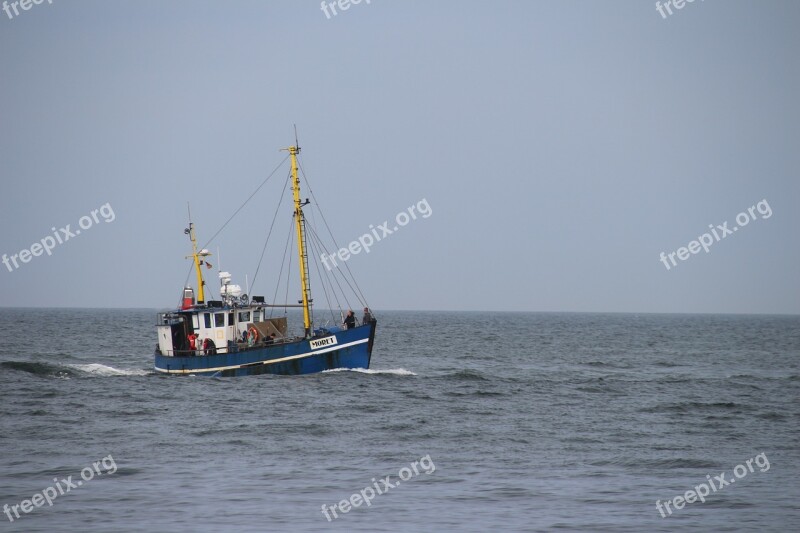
<box><xmin>159</xmin><ymin>336</ymin><xmax>296</xmax><ymax>357</ymax></box>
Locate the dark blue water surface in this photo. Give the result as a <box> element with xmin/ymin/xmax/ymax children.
<box><xmin>0</xmin><ymin>309</ymin><xmax>798</xmax><ymax>532</ymax></box>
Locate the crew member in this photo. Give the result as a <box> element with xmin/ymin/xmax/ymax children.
<box><xmin>344</xmin><ymin>310</ymin><xmax>356</xmax><ymax>329</ymax></box>
<box><xmin>187</xmin><ymin>332</ymin><xmax>198</xmax><ymax>354</ymax></box>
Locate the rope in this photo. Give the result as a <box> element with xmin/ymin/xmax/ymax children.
<box><xmin>306</xmin><ymin>229</ymin><xmax>341</xmax><ymax>324</ymax></box>
<box><xmin>199</xmin><ymin>154</ymin><xmax>289</xmax><ymax>251</ymax></box>
<box><xmin>250</xmin><ymin>171</ymin><xmax>292</xmax><ymax>293</ymax></box>
<box><xmin>298</xmin><ymin>157</ymin><xmax>370</xmax><ymax>308</ymax></box>
<box><xmin>269</xmin><ymin>215</ymin><xmax>295</xmax><ymax>320</ymax></box>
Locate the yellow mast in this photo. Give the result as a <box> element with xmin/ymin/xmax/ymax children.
<box><xmin>185</xmin><ymin>206</ymin><xmax>210</xmax><ymax>304</ymax></box>
<box><xmin>284</xmin><ymin>144</ymin><xmax>313</xmax><ymax>337</ymax></box>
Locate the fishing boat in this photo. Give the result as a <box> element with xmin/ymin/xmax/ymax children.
<box><xmin>153</xmin><ymin>142</ymin><xmax>377</xmax><ymax>376</ymax></box>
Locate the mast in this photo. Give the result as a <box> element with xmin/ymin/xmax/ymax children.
<box><xmin>185</xmin><ymin>205</ymin><xmax>210</xmax><ymax>304</ymax></box>
<box><xmin>284</xmin><ymin>143</ymin><xmax>313</xmax><ymax>337</ymax></box>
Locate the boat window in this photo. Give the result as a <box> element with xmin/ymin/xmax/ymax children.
<box><xmin>253</xmin><ymin>311</ymin><xmax>261</xmax><ymax>323</ymax></box>
<box><xmin>204</xmin><ymin>313</ymin><xmax>211</xmax><ymax>328</ymax></box>
<box><xmin>228</xmin><ymin>312</ymin><xmax>234</xmax><ymax>325</ymax></box>
<box><xmin>239</xmin><ymin>311</ymin><xmax>251</xmax><ymax>322</ymax></box>
<box><xmin>215</xmin><ymin>313</ymin><xmax>225</xmax><ymax>327</ymax></box>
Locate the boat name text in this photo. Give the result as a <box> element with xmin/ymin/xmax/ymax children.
<box><xmin>310</xmin><ymin>336</ymin><xmax>338</xmax><ymax>349</ymax></box>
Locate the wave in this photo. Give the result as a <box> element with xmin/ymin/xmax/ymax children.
<box><xmin>590</xmin><ymin>457</ymin><xmax>721</xmax><ymax>469</ymax></box>
<box><xmin>640</xmin><ymin>401</ymin><xmax>749</xmax><ymax>414</ymax></box>
<box><xmin>1</xmin><ymin>361</ymin><xmax>152</xmax><ymax>378</ymax></box>
<box><xmin>65</xmin><ymin>363</ymin><xmax>152</xmax><ymax>377</ymax></box>
<box><xmin>443</xmin><ymin>369</ymin><xmax>489</xmax><ymax>381</ymax></box>
<box><xmin>322</xmin><ymin>367</ymin><xmax>417</xmax><ymax>376</ymax></box>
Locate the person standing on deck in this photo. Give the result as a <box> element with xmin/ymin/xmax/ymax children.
<box><xmin>187</xmin><ymin>333</ymin><xmax>198</xmax><ymax>354</ymax></box>
<box><xmin>362</xmin><ymin>307</ymin><xmax>373</xmax><ymax>325</ymax></box>
<box><xmin>344</xmin><ymin>310</ymin><xmax>356</xmax><ymax>330</ymax></box>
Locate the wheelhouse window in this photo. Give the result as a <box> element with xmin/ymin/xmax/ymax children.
<box><xmin>239</xmin><ymin>311</ymin><xmax>251</xmax><ymax>322</ymax></box>
<box><xmin>204</xmin><ymin>313</ymin><xmax>211</xmax><ymax>328</ymax></box>
<box><xmin>253</xmin><ymin>311</ymin><xmax>261</xmax><ymax>323</ymax></box>
<box><xmin>215</xmin><ymin>313</ymin><xmax>225</xmax><ymax>327</ymax></box>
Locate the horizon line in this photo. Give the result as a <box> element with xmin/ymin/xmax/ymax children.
<box><xmin>0</xmin><ymin>306</ymin><xmax>797</xmax><ymax>317</ymax></box>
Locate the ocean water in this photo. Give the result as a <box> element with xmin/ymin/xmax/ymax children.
<box><xmin>0</xmin><ymin>309</ymin><xmax>798</xmax><ymax>532</ymax></box>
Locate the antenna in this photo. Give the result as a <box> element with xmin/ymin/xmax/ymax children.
<box><xmin>293</xmin><ymin>124</ymin><xmax>299</xmax><ymax>149</ymax></box>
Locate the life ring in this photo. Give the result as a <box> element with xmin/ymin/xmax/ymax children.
<box><xmin>247</xmin><ymin>326</ymin><xmax>259</xmax><ymax>346</ymax></box>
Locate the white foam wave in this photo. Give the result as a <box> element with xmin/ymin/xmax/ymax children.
<box><xmin>323</xmin><ymin>367</ymin><xmax>417</xmax><ymax>376</ymax></box>
<box><xmin>66</xmin><ymin>363</ymin><xmax>152</xmax><ymax>377</ymax></box>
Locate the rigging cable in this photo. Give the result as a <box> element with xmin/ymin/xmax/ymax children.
<box><xmin>305</xmin><ymin>223</ymin><xmax>360</xmax><ymax>311</ymax></box>
<box><xmin>306</xmin><ymin>227</ymin><xmax>341</xmax><ymax>325</ymax></box>
<box><xmin>283</xmin><ymin>218</ymin><xmax>294</xmax><ymax>318</ymax></box>
<box><xmin>178</xmin><ymin>154</ymin><xmax>290</xmax><ymax>306</ymax></box>
<box><xmin>250</xmin><ymin>171</ymin><xmax>292</xmax><ymax>294</ymax></box>
<box><xmin>199</xmin><ymin>154</ymin><xmax>290</xmax><ymax>251</ymax></box>
<box><xmin>298</xmin><ymin>157</ymin><xmax>370</xmax><ymax>309</ymax></box>
<box><xmin>269</xmin><ymin>215</ymin><xmax>296</xmax><ymax>320</ymax></box>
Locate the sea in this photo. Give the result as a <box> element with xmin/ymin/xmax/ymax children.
<box><xmin>0</xmin><ymin>309</ymin><xmax>798</xmax><ymax>532</ymax></box>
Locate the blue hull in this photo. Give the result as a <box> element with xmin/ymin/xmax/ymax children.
<box><xmin>154</xmin><ymin>322</ymin><xmax>376</xmax><ymax>377</ymax></box>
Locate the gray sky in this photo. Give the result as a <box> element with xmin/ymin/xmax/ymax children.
<box><xmin>1</xmin><ymin>0</ymin><xmax>798</xmax><ymax>314</ymax></box>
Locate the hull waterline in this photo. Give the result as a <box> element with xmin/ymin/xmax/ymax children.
<box><xmin>154</xmin><ymin>322</ymin><xmax>375</xmax><ymax>377</ymax></box>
